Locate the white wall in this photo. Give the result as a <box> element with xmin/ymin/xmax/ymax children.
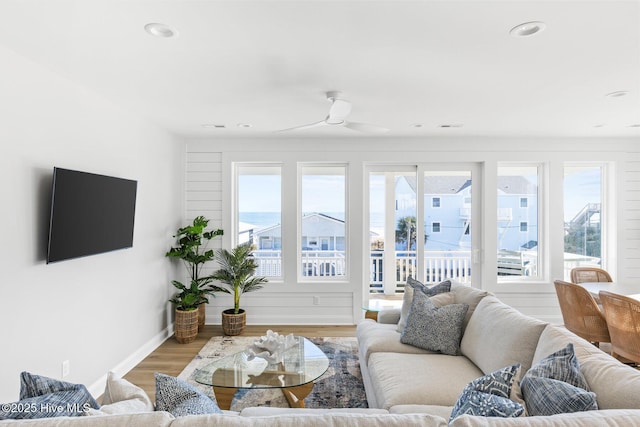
<box><xmin>186</xmin><ymin>138</ymin><xmax>640</xmax><ymax>327</ymax></box>
<box><xmin>0</xmin><ymin>46</ymin><xmax>183</xmax><ymax>401</ymax></box>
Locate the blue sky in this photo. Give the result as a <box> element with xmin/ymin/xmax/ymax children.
<box><xmin>239</xmin><ymin>168</ymin><xmax>601</xmax><ymax>222</ymax></box>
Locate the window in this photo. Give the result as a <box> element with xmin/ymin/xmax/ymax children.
<box><xmin>497</xmin><ymin>165</ymin><xmax>539</xmax><ymax>279</ymax></box>
<box><xmin>300</xmin><ymin>165</ymin><xmax>346</xmax><ymax>280</ymax></box>
<box><xmin>432</xmin><ymin>197</ymin><xmax>441</xmax><ymax>208</ymax></box>
<box><xmin>368</xmin><ymin>169</ymin><xmax>417</xmax><ymax>293</ymax></box>
<box><xmin>236</xmin><ymin>165</ymin><xmax>282</xmax><ymax>278</ymax></box>
<box><xmin>423</xmin><ymin>169</ymin><xmax>475</xmax><ymax>284</ymax></box>
<box><xmin>563</xmin><ymin>165</ymin><xmax>604</xmax><ymax>280</ymax></box>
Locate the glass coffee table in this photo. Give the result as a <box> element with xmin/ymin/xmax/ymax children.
<box><xmin>194</xmin><ymin>336</ymin><xmax>329</xmax><ymax>409</ymax></box>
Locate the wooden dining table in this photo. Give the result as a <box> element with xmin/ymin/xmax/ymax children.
<box><xmin>577</xmin><ymin>282</ymin><xmax>640</xmax><ymax>302</ymax></box>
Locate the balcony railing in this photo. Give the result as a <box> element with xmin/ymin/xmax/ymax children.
<box><xmin>253</xmin><ymin>249</ymin><xmax>472</xmax><ymax>292</ymax></box>
<box><xmin>253</xmin><ymin>250</ymin><xmax>346</xmax><ymax>278</ymax></box>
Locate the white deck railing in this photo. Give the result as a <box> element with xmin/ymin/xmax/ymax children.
<box><xmin>253</xmin><ymin>249</ymin><xmax>473</xmax><ymax>292</ymax></box>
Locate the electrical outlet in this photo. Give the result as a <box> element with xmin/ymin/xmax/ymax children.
<box><xmin>313</xmin><ymin>296</ymin><xmax>319</xmax><ymax>305</ymax></box>
<box><xmin>62</xmin><ymin>360</ymin><xmax>70</xmax><ymax>378</ymax></box>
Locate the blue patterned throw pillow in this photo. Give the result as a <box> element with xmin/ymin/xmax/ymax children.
<box><xmin>400</xmin><ymin>287</ymin><xmax>468</xmax><ymax>355</ymax></box>
<box><xmin>450</xmin><ymin>364</ymin><xmax>524</xmax><ymax>422</ymax></box>
<box><xmin>0</xmin><ymin>372</ymin><xmax>99</xmax><ymax>420</ymax></box>
<box><xmin>520</xmin><ymin>343</ymin><xmax>598</xmax><ymax>416</ymax></box>
<box><xmin>155</xmin><ymin>373</ymin><xmax>222</xmax><ymax>417</ymax></box>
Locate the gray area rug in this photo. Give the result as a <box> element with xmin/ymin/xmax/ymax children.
<box><xmin>178</xmin><ymin>336</ymin><xmax>367</xmax><ymax>411</ymax></box>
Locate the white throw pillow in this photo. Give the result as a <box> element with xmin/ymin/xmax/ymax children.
<box><xmin>87</xmin><ymin>372</ymin><xmax>154</xmax><ymax>416</ymax></box>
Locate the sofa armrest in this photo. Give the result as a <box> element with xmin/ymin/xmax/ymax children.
<box><xmin>377</xmin><ymin>308</ymin><xmax>401</xmax><ymax>324</ymax></box>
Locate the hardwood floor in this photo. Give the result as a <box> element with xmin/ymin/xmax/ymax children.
<box><xmin>123</xmin><ymin>325</ymin><xmax>356</xmax><ymax>401</ymax></box>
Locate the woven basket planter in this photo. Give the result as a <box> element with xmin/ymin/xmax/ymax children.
<box><xmin>222</xmin><ymin>309</ymin><xmax>246</xmax><ymax>336</ymax></box>
<box><xmin>175</xmin><ymin>308</ymin><xmax>199</xmax><ymax>344</ymax></box>
<box><xmin>197</xmin><ymin>303</ymin><xmax>206</xmax><ymax>331</ymax></box>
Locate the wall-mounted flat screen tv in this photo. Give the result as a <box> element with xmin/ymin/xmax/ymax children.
<box><xmin>46</xmin><ymin>167</ymin><xmax>138</xmax><ymax>263</ymax></box>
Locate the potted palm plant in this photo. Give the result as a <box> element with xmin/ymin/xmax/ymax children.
<box><xmin>166</xmin><ymin>216</ymin><xmax>223</xmax><ymax>335</ymax></box>
<box><xmin>209</xmin><ymin>242</ymin><xmax>268</xmax><ymax>336</ymax></box>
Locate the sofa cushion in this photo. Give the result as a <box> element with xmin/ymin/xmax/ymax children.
<box><xmin>367</xmin><ymin>352</ymin><xmax>483</xmax><ymax>409</ymax></box>
<box><xmin>448</xmin><ymin>409</ymin><xmax>640</xmax><ymax>427</ymax></box>
<box><xmin>87</xmin><ymin>372</ymin><xmax>154</xmax><ymax>416</ymax></box>
<box><xmin>154</xmin><ymin>373</ymin><xmax>222</xmax><ymax>417</ymax></box>
<box><xmin>400</xmin><ymin>288</ymin><xmax>468</xmax><ymax>355</ymax></box>
<box><xmin>357</xmin><ymin>320</ymin><xmax>436</xmax><ymax>366</ymax></box>
<box><xmin>534</xmin><ymin>324</ymin><xmax>640</xmax><ymax>409</ymax></box>
<box><xmin>388</xmin><ymin>404</ymin><xmax>454</xmax><ymax>420</ymax></box>
<box><xmin>169</xmin><ymin>412</ymin><xmax>449</xmax><ymax>427</ymax></box>
<box><xmin>450</xmin><ymin>283</ymin><xmax>492</xmax><ymax>331</ymax></box>
<box><xmin>449</xmin><ymin>364</ymin><xmax>524</xmax><ymax>422</ymax></box>
<box><xmin>460</xmin><ymin>296</ymin><xmax>547</xmax><ymax>374</ymax></box>
<box><xmin>239</xmin><ymin>407</ymin><xmax>389</xmax><ymax>416</ymax></box>
<box><xmin>521</xmin><ymin>344</ymin><xmax>597</xmax><ymax>416</ymax></box>
<box><xmin>397</xmin><ymin>278</ymin><xmax>451</xmax><ymax>332</ymax></box>
<box><xmin>0</xmin><ymin>412</ymin><xmax>176</xmax><ymax>426</ymax></box>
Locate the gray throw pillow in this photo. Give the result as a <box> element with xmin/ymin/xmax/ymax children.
<box><xmin>450</xmin><ymin>364</ymin><xmax>524</xmax><ymax>421</ymax></box>
<box><xmin>155</xmin><ymin>373</ymin><xmax>222</xmax><ymax>417</ymax></box>
<box><xmin>400</xmin><ymin>286</ymin><xmax>468</xmax><ymax>355</ymax></box>
<box><xmin>0</xmin><ymin>372</ymin><xmax>99</xmax><ymax>419</ymax></box>
<box><xmin>397</xmin><ymin>278</ymin><xmax>452</xmax><ymax>332</ymax></box>
<box><xmin>520</xmin><ymin>344</ymin><xmax>597</xmax><ymax>416</ymax></box>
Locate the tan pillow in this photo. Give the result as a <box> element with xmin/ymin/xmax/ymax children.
<box><xmin>87</xmin><ymin>372</ymin><xmax>154</xmax><ymax>416</ymax></box>
<box><xmin>460</xmin><ymin>296</ymin><xmax>547</xmax><ymax>374</ymax></box>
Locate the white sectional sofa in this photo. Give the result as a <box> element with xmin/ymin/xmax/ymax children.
<box><xmin>357</xmin><ymin>282</ymin><xmax>640</xmax><ymax>425</ymax></box>
<box><xmin>3</xmin><ymin>283</ymin><xmax>640</xmax><ymax>426</ymax></box>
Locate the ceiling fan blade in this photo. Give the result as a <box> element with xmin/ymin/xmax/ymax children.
<box><xmin>277</xmin><ymin>120</ymin><xmax>327</xmax><ymax>132</ymax></box>
<box><xmin>344</xmin><ymin>121</ymin><xmax>389</xmax><ymax>134</ymax></box>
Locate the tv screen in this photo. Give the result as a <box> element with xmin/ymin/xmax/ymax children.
<box><xmin>46</xmin><ymin>167</ymin><xmax>137</xmax><ymax>263</ymax></box>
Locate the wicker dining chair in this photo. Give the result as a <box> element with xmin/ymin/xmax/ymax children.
<box><xmin>599</xmin><ymin>291</ymin><xmax>640</xmax><ymax>365</ymax></box>
<box><xmin>554</xmin><ymin>280</ymin><xmax>610</xmax><ymax>347</ymax></box>
<box><xmin>570</xmin><ymin>267</ymin><xmax>613</xmax><ymax>284</ymax></box>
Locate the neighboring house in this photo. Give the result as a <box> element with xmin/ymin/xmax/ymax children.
<box><xmin>396</xmin><ymin>175</ymin><xmax>539</xmax><ymax>253</ymax></box>
<box><xmin>253</xmin><ymin>213</ymin><xmax>345</xmax><ymax>251</ymax></box>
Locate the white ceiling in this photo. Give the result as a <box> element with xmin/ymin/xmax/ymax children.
<box><xmin>1</xmin><ymin>0</ymin><xmax>639</xmax><ymax>139</ymax></box>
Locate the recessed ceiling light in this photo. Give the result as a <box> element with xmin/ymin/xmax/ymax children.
<box><xmin>144</xmin><ymin>23</ymin><xmax>177</xmax><ymax>38</ymax></box>
<box><xmin>509</xmin><ymin>21</ymin><xmax>546</xmax><ymax>37</ymax></box>
<box><xmin>629</xmin><ymin>124</ymin><xmax>640</xmax><ymax>128</ymax></box>
<box><xmin>605</xmin><ymin>91</ymin><xmax>629</xmax><ymax>98</ymax></box>
<box><xmin>411</xmin><ymin>124</ymin><xmax>423</xmax><ymax>128</ymax></box>
<box><xmin>201</xmin><ymin>124</ymin><xmax>226</xmax><ymax>129</ymax></box>
<box><xmin>439</xmin><ymin>124</ymin><xmax>463</xmax><ymax>128</ymax></box>
<box><xmin>237</xmin><ymin>123</ymin><xmax>252</xmax><ymax>128</ymax></box>
<box><xmin>593</xmin><ymin>124</ymin><xmax>605</xmax><ymax>128</ymax></box>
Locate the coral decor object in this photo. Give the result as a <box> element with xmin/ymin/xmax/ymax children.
<box><xmin>246</xmin><ymin>330</ymin><xmax>299</xmax><ymax>364</ymax></box>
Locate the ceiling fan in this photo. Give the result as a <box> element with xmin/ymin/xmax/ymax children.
<box><xmin>279</xmin><ymin>91</ymin><xmax>389</xmax><ymax>134</ymax></box>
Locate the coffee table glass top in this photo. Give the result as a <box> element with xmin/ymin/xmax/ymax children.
<box><xmin>194</xmin><ymin>336</ymin><xmax>329</xmax><ymax>390</ymax></box>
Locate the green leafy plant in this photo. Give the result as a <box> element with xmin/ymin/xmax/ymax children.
<box><xmin>166</xmin><ymin>216</ymin><xmax>223</xmax><ymax>309</ymax></box>
<box><xmin>169</xmin><ymin>280</ymin><xmax>210</xmax><ymax>311</ymax></box>
<box><xmin>209</xmin><ymin>242</ymin><xmax>268</xmax><ymax>314</ymax></box>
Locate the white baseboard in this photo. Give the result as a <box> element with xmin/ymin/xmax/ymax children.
<box><xmin>87</xmin><ymin>323</ymin><xmax>174</xmax><ymax>397</ymax></box>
